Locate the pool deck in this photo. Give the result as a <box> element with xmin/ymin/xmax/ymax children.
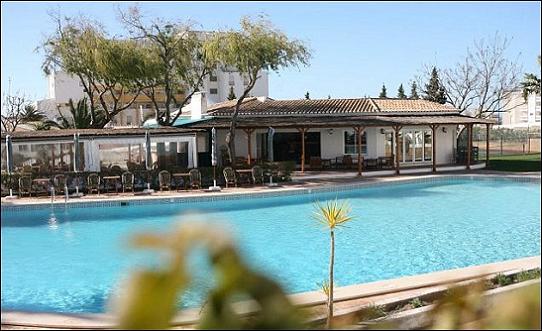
<box><xmin>1</xmin><ymin>169</ymin><xmax>540</xmax><ymax>207</ymax></box>
<box><xmin>1</xmin><ymin>256</ymin><xmax>540</xmax><ymax>329</ymax></box>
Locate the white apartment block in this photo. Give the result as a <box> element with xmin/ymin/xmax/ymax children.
<box><xmin>499</xmin><ymin>90</ymin><xmax>541</xmax><ymax>129</ymax></box>
<box><xmin>37</xmin><ymin>68</ymin><xmax>268</xmax><ymax>128</ymax></box>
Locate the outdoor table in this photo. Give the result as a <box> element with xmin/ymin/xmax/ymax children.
<box><xmin>32</xmin><ymin>178</ymin><xmax>50</xmax><ymax>196</ymax></box>
<box><xmin>172</xmin><ymin>172</ymin><xmax>191</xmax><ymax>190</ymax></box>
<box><xmin>236</xmin><ymin>169</ymin><xmax>253</xmax><ymax>185</ymax></box>
<box><xmin>102</xmin><ymin>175</ymin><xmax>120</xmax><ymax>194</ymax></box>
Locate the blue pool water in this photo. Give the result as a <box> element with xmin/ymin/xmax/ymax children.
<box><xmin>1</xmin><ymin>178</ymin><xmax>540</xmax><ymax>313</ymax></box>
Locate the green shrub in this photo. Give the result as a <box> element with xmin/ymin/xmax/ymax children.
<box><xmin>493</xmin><ymin>273</ymin><xmax>513</xmax><ymax>287</ymax></box>
<box><xmin>515</xmin><ymin>269</ymin><xmax>541</xmax><ymax>283</ymax></box>
<box><xmin>409</xmin><ymin>297</ymin><xmax>424</xmax><ymax>308</ymax></box>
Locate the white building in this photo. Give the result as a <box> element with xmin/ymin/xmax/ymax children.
<box><xmin>36</xmin><ymin>68</ymin><xmax>268</xmax><ymax>127</ymax></box>
<box><xmin>499</xmin><ymin>90</ymin><xmax>541</xmax><ymax>129</ymax></box>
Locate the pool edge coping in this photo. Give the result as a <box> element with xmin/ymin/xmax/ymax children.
<box><xmin>1</xmin><ymin>172</ymin><xmax>540</xmax><ymax>212</ymax></box>
<box><xmin>2</xmin><ymin>255</ymin><xmax>540</xmax><ymax>329</ymax></box>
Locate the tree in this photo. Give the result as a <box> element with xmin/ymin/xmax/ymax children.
<box><xmin>205</xmin><ymin>16</ymin><xmax>310</xmax><ymax>166</ymax></box>
<box><xmin>397</xmin><ymin>84</ymin><xmax>407</xmax><ymax>99</ymax></box>
<box><xmin>1</xmin><ymin>91</ymin><xmax>46</xmax><ymax>132</ymax></box>
<box><xmin>228</xmin><ymin>86</ymin><xmax>237</xmax><ymax>100</ymax></box>
<box><xmin>40</xmin><ymin>12</ymin><xmax>149</xmax><ymax>128</ymax></box>
<box><xmin>521</xmin><ymin>55</ymin><xmax>541</xmax><ymax>100</ymax></box>
<box><xmin>423</xmin><ymin>67</ymin><xmax>447</xmax><ymax>104</ymax></box>
<box><xmin>119</xmin><ymin>6</ymin><xmax>219</xmax><ymax>126</ymax></box>
<box><xmin>313</xmin><ymin>200</ymin><xmax>354</xmax><ymax>329</ymax></box>
<box><xmin>56</xmin><ymin>97</ymin><xmax>105</xmax><ymax>129</ymax></box>
<box><xmin>379</xmin><ymin>84</ymin><xmax>387</xmax><ymax>98</ymax></box>
<box><xmin>422</xmin><ymin>33</ymin><xmax>522</xmax><ymax>118</ymax></box>
<box><xmin>410</xmin><ymin>81</ymin><xmax>419</xmax><ymax>99</ymax></box>
<box><xmin>305</xmin><ymin>91</ymin><xmax>310</xmax><ymax>100</ymax></box>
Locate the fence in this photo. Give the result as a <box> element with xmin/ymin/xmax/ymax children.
<box><xmin>472</xmin><ymin>129</ymin><xmax>541</xmax><ymax>158</ymax></box>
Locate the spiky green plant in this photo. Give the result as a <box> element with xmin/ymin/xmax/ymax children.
<box><xmin>313</xmin><ymin>199</ymin><xmax>354</xmax><ymax>329</ymax></box>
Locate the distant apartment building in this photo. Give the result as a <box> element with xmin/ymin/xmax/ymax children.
<box><xmin>37</xmin><ymin>68</ymin><xmax>268</xmax><ymax>128</ymax></box>
<box><xmin>499</xmin><ymin>90</ymin><xmax>541</xmax><ymax>129</ymax></box>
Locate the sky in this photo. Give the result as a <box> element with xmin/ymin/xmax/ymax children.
<box><xmin>1</xmin><ymin>1</ymin><xmax>541</xmax><ymax>101</ymax></box>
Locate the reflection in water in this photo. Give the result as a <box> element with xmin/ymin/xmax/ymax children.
<box><xmin>48</xmin><ymin>214</ymin><xmax>59</xmax><ymax>230</ymax></box>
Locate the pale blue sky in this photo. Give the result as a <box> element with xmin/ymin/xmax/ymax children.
<box><xmin>1</xmin><ymin>1</ymin><xmax>540</xmax><ymax>101</ymax></box>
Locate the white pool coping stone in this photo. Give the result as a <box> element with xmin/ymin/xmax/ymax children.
<box><xmin>1</xmin><ymin>255</ymin><xmax>540</xmax><ymax>329</ymax></box>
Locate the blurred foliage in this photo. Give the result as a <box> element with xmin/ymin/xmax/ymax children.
<box><xmin>111</xmin><ymin>221</ymin><xmax>306</xmax><ymax>329</ymax></box>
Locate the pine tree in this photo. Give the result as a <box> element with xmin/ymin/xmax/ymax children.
<box><xmin>305</xmin><ymin>91</ymin><xmax>310</xmax><ymax>100</ymax></box>
<box><xmin>423</xmin><ymin>67</ymin><xmax>447</xmax><ymax>104</ymax></box>
<box><xmin>410</xmin><ymin>81</ymin><xmax>419</xmax><ymax>99</ymax></box>
<box><xmin>379</xmin><ymin>84</ymin><xmax>387</xmax><ymax>98</ymax></box>
<box><xmin>227</xmin><ymin>86</ymin><xmax>236</xmax><ymax>100</ymax></box>
<box><xmin>327</xmin><ymin>94</ymin><xmax>331</xmax><ymax>99</ymax></box>
<box><xmin>397</xmin><ymin>84</ymin><xmax>407</xmax><ymax>99</ymax></box>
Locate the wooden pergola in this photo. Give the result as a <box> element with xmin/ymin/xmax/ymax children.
<box><xmin>182</xmin><ymin>114</ymin><xmax>495</xmax><ymax>175</ymax></box>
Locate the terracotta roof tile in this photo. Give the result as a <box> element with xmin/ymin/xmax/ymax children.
<box><xmin>207</xmin><ymin>97</ymin><xmax>458</xmax><ymax>116</ymax></box>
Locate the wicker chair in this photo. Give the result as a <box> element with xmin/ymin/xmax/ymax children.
<box><xmin>121</xmin><ymin>171</ymin><xmax>135</xmax><ymax>193</ymax></box>
<box><xmin>18</xmin><ymin>176</ymin><xmax>32</xmax><ymax>197</ymax></box>
<box><xmin>53</xmin><ymin>174</ymin><xmax>67</xmax><ymax>195</ymax></box>
<box><xmin>158</xmin><ymin>170</ymin><xmax>171</xmax><ymax>191</ymax></box>
<box><xmin>189</xmin><ymin>169</ymin><xmax>202</xmax><ymax>189</ymax></box>
<box><xmin>87</xmin><ymin>173</ymin><xmax>100</xmax><ymax>194</ymax></box>
<box><xmin>251</xmin><ymin>165</ymin><xmax>264</xmax><ymax>185</ymax></box>
<box><xmin>223</xmin><ymin>167</ymin><xmax>237</xmax><ymax>188</ymax></box>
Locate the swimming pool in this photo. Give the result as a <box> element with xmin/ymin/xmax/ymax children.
<box><xmin>1</xmin><ymin>176</ymin><xmax>540</xmax><ymax>313</ymax></box>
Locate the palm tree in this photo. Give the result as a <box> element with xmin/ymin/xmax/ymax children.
<box><xmin>522</xmin><ymin>56</ymin><xmax>541</xmax><ymax>100</ymax></box>
<box><xmin>313</xmin><ymin>199</ymin><xmax>354</xmax><ymax>328</ymax></box>
<box><xmin>57</xmin><ymin>98</ymin><xmax>105</xmax><ymax>129</ymax></box>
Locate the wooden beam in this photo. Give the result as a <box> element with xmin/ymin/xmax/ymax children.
<box><xmin>243</xmin><ymin>128</ymin><xmax>254</xmax><ymax>165</ymax></box>
<box><xmin>431</xmin><ymin>124</ymin><xmax>439</xmax><ymax>173</ymax></box>
<box><xmin>394</xmin><ymin>125</ymin><xmax>402</xmax><ymax>175</ymax></box>
<box><xmin>355</xmin><ymin>126</ymin><xmax>365</xmax><ymax>176</ymax></box>
<box><xmin>486</xmin><ymin>124</ymin><xmax>490</xmax><ymax>167</ymax></box>
<box><xmin>297</xmin><ymin>128</ymin><xmax>308</xmax><ymax>173</ymax></box>
<box><xmin>466</xmin><ymin>124</ymin><xmax>472</xmax><ymax>170</ymax></box>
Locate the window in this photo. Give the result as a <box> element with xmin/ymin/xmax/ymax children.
<box><xmin>210</xmin><ymin>88</ymin><xmax>218</xmax><ymax>95</ymax></box>
<box><xmin>399</xmin><ymin>129</ymin><xmax>432</xmax><ymax>163</ymax></box>
<box><xmin>384</xmin><ymin>132</ymin><xmax>393</xmax><ymax>157</ymax></box>
<box><xmin>126</xmin><ymin>115</ymin><xmax>133</xmax><ymax>126</ymax></box>
<box><xmin>228</xmin><ymin>73</ymin><xmax>235</xmax><ymax>86</ymax></box>
<box><xmin>209</xmin><ymin>73</ymin><xmax>218</xmax><ymax>82</ymax></box>
<box><xmin>344</xmin><ymin>130</ymin><xmax>367</xmax><ymax>155</ymax></box>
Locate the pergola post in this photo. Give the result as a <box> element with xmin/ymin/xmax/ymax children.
<box><xmin>485</xmin><ymin>123</ymin><xmax>490</xmax><ymax>167</ymax></box>
<box><xmin>298</xmin><ymin>128</ymin><xmax>307</xmax><ymax>173</ymax></box>
<box><xmin>394</xmin><ymin>125</ymin><xmax>402</xmax><ymax>175</ymax></box>
<box><xmin>466</xmin><ymin>124</ymin><xmax>473</xmax><ymax>170</ymax></box>
<box><xmin>354</xmin><ymin>126</ymin><xmax>365</xmax><ymax>176</ymax></box>
<box><xmin>431</xmin><ymin>124</ymin><xmax>439</xmax><ymax>173</ymax></box>
<box><xmin>243</xmin><ymin>128</ymin><xmax>254</xmax><ymax>165</ymax></box>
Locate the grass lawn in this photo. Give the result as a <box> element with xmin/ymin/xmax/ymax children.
<box><xmin>487</xmin><ymin>153</ymin><xmax>541</xmax><ymax>172</ymax></box>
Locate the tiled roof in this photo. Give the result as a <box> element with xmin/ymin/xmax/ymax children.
<box><xmin>207</xmin><ymin>97</ymin><xmax>459</xmax><ymax>116</ymax></box>
<box><xmin>372</xmin><ymin>99</ymin><xmax>458</xmax><ymax>112</ymax></box>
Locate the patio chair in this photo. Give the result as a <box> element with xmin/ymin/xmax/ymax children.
<box><xmin>53</xmin><ymin>174</ymin><xmax>67</xmax><ymax>195</ymax></box>
<box><xmin>18</xmin><ymin>175</ymin><xmax>32</xmax><ymax>197</ymax></box>
<box><xmin>87</xmin><ymin>173</ymin><xmax>100</xmax><ymax>194</ymax></box>
<box><xmin>121</xmin><ymin>171</ymin><xmax>135</xmax><ymax>193</ymax></box>
<box><xmin>158</xmin><ymin>170</ymin><xmax>171</xmax><ymax>191</ymax></box>
<box><xmin>340</xmin><ymin>155</ymin><xmax>354</xmax><ymax>169</ymax></box>
<box><xmin>309</xmin><ymin>156</ymin><xmax>322</xmax><ymax>170</ymax></box>
<box><xmin>188</xmin><ymin>169</ymin><xmax>202</xmax><ymax>189</ymax></box>
<box><xmin>223</xmin><ymin>167</ymin><xmax>237</xmax><ymax>188</ymax></box>
<box><xmin>252</xmin><ymin>165</ymin><xmax>264</xmax><ymax>185</ymax></box>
